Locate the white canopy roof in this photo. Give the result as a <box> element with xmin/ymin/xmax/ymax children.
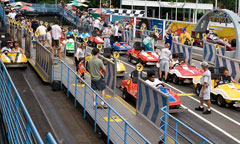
<box><xmin>122</xmin><ymin>0</ymin><xmax>213</xmax><ymax>10</ymax></box>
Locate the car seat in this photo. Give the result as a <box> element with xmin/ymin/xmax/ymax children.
<box><xmin>131</xmin><ymin>70</ymin><xmax>139</xmax><ymax>83</ymax></box>
<box><xmin>177</xmin><ymin>53</ymin><xmax>185</xmax><ymax>63</ymax></box>
<box><xmin>134</xmin><ymin>42</ymin><xmax>144</xmax><ymax>51</ymax></box>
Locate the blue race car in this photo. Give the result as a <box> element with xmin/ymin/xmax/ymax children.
<box><xmin>112</xmin><ymin>42</ymin><xmax>133</xmax><ymax>52</ymax></box>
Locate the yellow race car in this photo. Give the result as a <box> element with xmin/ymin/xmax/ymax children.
<box><xmin>0</xmin><ymin>52</ymin><xmax>28</xmax><ymax>68</ymax></box>
<box><xmin>193</xmin><ymin>69</ymin><xmax>240</xmax><ymax>107</ymax></box>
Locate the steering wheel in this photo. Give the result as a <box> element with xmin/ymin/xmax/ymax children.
<box><xmin>173</xmin><ymin>63</ymin><xmax>180</xmax><ymax>67</ymax></box>
<box><xmin>156</xmin><ymin>83</ymin><xmax>164</xmax><ymax>88</ymax></box>
<box><xmin>2</xmin><ymin>50</ymin><xmax>9</xmax><ymax>53</ymax></box>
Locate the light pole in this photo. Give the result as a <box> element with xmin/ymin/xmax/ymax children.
<box><xmin>215</xmin><ymin>0</ymin><xmax>217</xmax><ymax>9</ymax></box>
<box><xmin>175</xmin><ymin>0</ymin><xmax>178</xmax><ymax>20</ymax></box>
<box><xmin>195</xmin><ymin>0</ymin><xmax>198</xmax><ymax>23</ymax></box>
<box><xmin>159</xmin><ymin>0</ymin><xmax>161</xmax><ymax>19</ymax></box>
<box><xmin>100</xmin><ymin>0</ymin><xmax>102</xmax><ymax>9</ymax></box>
<box><xmin>145</xmin><ymin>0</ymin><xmax>147</xmax><ymax>17</ymax></box>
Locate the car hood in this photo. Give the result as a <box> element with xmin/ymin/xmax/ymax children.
<box><xmin>175</xmin><ymin>66</ymin><xmax>203</xmax><ymax>76</ymax></box>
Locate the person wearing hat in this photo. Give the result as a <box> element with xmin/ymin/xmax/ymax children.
<box><xmin>179</xmin><ymin>28</ymin><xmax>191</xmax><ymax>45</ymax></box>
<box><xmin>195</xmin><ymin>61</ymin><xmax>212</xmax><ymax>114</ymax></box>
<box><xmin>102</xmin><ymin>24</ymin><xmax>113</xmax><ymax>48</ymax></box>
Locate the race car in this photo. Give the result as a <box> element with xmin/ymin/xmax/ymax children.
<box><xmin>0</xmin><ymin>52</ymin><xmax>28</xmax><ymax>68</ymax></box>
<box><xmin>168</xmin><ymin>53</ymin><xmax>203</xmax><ymax>84</ymax></box>
<box><xmin>112</xmin><ymin>42</ymin><xmax>133</xmax><ymax>53</ymax></box>
<box><xmin>193</xmin><ymin>31</ymin><xmax>234</xmax><ymax>51</ymax></box>
<box><xmin>88</xmin><ymin>35</ymin><xmax>104</xmax><ymax>47</ymax></box>
<box><xmin>193</xmin><ymin>67</ymin><xmax>240</xmax><ymax>107</ymax></box>
<box><xmin>127</xmin><ymin>42</ymin><xmax>159</xmax><ymax>66</ymax></box>
<box><xmin>85</xmin><ymin>49</ymin><xmax>126</xmax><ymax>77</ymax></box>
<box><xmin>121</xmin><ymin>70</ymin><xmax>182</xmax><ymax>109</ymax></box>
<box><xmin>65</xmin><ymin>36</ymin><xmax>75</xmax><ymax>55</ymax></box>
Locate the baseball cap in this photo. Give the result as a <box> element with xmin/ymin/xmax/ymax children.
<box><xmin>200</xmin><ymin>61</ymin><xmax>208</xmax><ymax>67</ymax></box>
<box><xmin>182</xmin><ymin>28</ymin><xmax>186</xmax><ymax>32</ymax></box>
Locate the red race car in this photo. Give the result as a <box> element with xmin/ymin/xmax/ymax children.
<box><xmin>121</xmin><ymin>71</ymin><xmax>182</xmax><ymax>109</ymax></box>
<box><xmin>127</xmin><ymin>42</ymin><xmax>159</xmax><ymax>66</ymax></box>
<box><xmin>193</xmin><ymin>31</ymin><xmax>234</xmax><ymax>51</ymax></box>
<box><xmin>168</xmin><ymin>53</ymin><xmax>203</xmax><ymax>84</ymax></box>
<box><xmin>88</xmin><ymin>35</ymin><xmax>104</xmax><ymax>47</ymax></box>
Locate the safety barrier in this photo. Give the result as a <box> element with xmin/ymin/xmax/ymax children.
<box><xmin>137</xmin><ymin>78</ymin><xmax>169</xmax><ymax>128</ymax></box>
<box><xmin>35</xmin><ymin>42</ymin><xmax>53</xmax><ymax>82</ymax></box>
<box><xmin>122</xmin><ymin>29</ymin><xmax>133</xmax><ymax>43</ymax></box>
<box><xmin>25</xmin><ymin>31</ymin><xmax>33</xmax><ymax>58</ymax></box>
<box><xmin>0</xmin><ymin>59</ymin><xmax>56</xmax><ymax>144</ymax></box>
<box><xmin>160</xmin><ymin>106</ymin><xmax>213</xmax><ymax>144</ymax></box>
<box><xmin>216</xmin><ymin>54</ymin><xmax>240</xmax><ymax>83</ymax></box>
<box><xmin>203</xmin><ymin>41</ymin><xmax>225</xmax><ymax>65</ymax></box>
<box><xmin>52</xmin><ymin>58</ymin><xmax>150</xmax><ymax>144</ymax></box>
<box><xmin>171</xmin><ymin>41</ymin><xmax>193</xmax><ymax>65</ymax></box>
<box><xmin>16</xmin><ymin>25</ymin><xmax>23</xmax><ymax>47</ymax></box>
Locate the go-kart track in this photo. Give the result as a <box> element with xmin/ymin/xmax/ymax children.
<box><xmin>1</xmin><ymin>2</ymin><xmax>240</xmax><ymax>144</ymax></box>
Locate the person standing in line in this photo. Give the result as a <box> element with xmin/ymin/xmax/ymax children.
<box><xmin>102</xmin><ymin>24</ymin><xmax>113</xmax><ymax>48</ymax></box>
<box><xmin>36</xmin><ymin>23</ymin><xmax>47</xmax><ymax>45</ymax></box>
<box><xmin>51</xmin><ymin>20</ymin><xmax>62</xmax><ymax>57</ymax></box>
<box><xmin>75</xmin><ymin>43</ymin><xmax>86</xmax><ymax>72</ymax></box>
<box><xmin>88</xmin><ymin>48</ymin><xmax>108</xmax><ymax>109</ymax></box>
<box><xmin>164</xmin><ymin>28</ymin><xmax>173</xmax><ymax>49</ymax></box>
<box><xmin>31</xmin><ymin>17</ymin><xmax>39</xmax><ymax>32</ymax></box>
<box><xmin>159</xmin><ymin>43</ymin><xmax>172</xmax><ymax>82</ymax></box>
<box><xmin>46</xmin><ymin>26</ymin><xmax>52</xmax><ymax>51</ymax></box>
<box><xmin>195</xmin><ymin>61</ymin><xmax>212</xmax><ymax>114</ymax></box>
<box><xmin>114</xmin><ymin>21</ymin><xmax>120</xmax><ymax>42</ymax></box>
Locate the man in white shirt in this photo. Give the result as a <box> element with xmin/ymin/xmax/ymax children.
<box><xmin>195</xmin><ymin>61</ymin><xmax>212</xmax><ymax>114</ymax></box>
<box><xmin>114</xmin><ymin>21</ymin><xmax>119</xmax><ymax>42</ymax></box>
<box><xmin>36</xmin><ymin>24</ymin><xmax>47</xmax><ymax>45</ymax></box>
<box><xmin>51</xmin><ymin>20</ymin><xmax>62</xmax><ymax>57</ymax></box>
<box><xmin>7</xmin><ymin>10</ymin><xmax>16</xmax><ymax>19</ymax></box>
<box><xmin>145</xmin><ymin>70</ymin><xmax>163</xmax><ymax>88</ymax></box>
<box><xmin>93</xmin><ymin>17</ymin><xmax>101</xmax><ymax>30</ymax></box>
<box><xmin>159</xmin><ymin>43</ymin><xmax>172</xmax><ymax>82</ymax></box>
<box><xmin>102</xmin><ymin>24</ymin><xmax>113</xmax><ymax>48</ymax></box>
<box><xmin>1</xmin><ymin>43</ymin><xmax>12</xmax><ymax>53</ymax></box>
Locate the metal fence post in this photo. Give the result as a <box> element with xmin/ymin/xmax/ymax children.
<box><xmin>83</xmin><ymin>85</ymin><xmax>87</xmax><ymax>119</ymax></box>
<box><xmin>67</xmin><ymin>68</ymin><xmax>70</xmax><ymax>98</ymax></box>
<box><xmin>113</xmin><ymin>58</ymin><xmax>117</xmax><ymax>97</ymax></box>
<box><xmin>52</xmin><ymin>59</ymin><xmax>55</xmax><ymax>81</ymax></box>
<box><xmin>60</xmin><ymin>62</ymin><xmax>63</xmax><ymax>89</ymax></box>
<box><xmin>175</xmin><ymin>121</ymin><xmax>178</xmax><ymax>143</ymax></box>
<box><xmin>107</xmin><ymin>108</ymin><xmax>111</xmax><ymax>144</ymax></box>
<box><xmin>74</xmin><ymin>75</ymin><xmax>77</xmax><ymax>107</ymax></box>
<box><xmin>94</xmin><ymin>95</ymin><xmax>98</xmax><ymax>133</ymax></box>
<box><xmin>124</xmin><ymin>123</ymin><xmax>127</xmax><ymax>144</ymax></box>
<box><xmin>163</xmin><ymin>107</ymin><xmax>168</xmax><ymax>143</ymax></box>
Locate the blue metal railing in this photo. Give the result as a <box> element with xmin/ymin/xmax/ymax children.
<box><xmin>52</xmin><ymin>58</ymin><xmax>150</xmax><ymax>144</ymax></box>
<box><xmin>160</xmin><ymin>106</ymin><xmax>213</xmax><ymax>144</ymax></box>
<box><xmin>0</xmin><ymin>59</ymin><xmax>56</xmax><ymax>144</ymax></box>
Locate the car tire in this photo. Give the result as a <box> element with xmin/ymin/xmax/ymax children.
<box><xmin>138</xmin><ymin>59</ymin><xmax>145</xmax><ymax>66</ymax></box>
<box><xmin>172</xmin><ymin>74</ymin><xmax>179</xmax><ymax>84</ymax></box>
<box><xmin>217</xmin><ymin>95</ymin><xmax>226</xmax><ymax>107</ymax></box>
<box><xmin>210</xmin><ymin>94</ymin><xmax>217</xmax><ymax>104</ymax></box>
<box><xmin>122</xmin><ymin>88</ymin><xmax>129</xmax><ymax>101</ymax></box>
<box><xmin>128</xmin><ymin>54</ymin><xmax>132</xmax><ymax>62</ymax></box>
<box><xmin>196</xmin><ymin>84</ymin><xmax>202</xmax><ymax>96</ymax></box>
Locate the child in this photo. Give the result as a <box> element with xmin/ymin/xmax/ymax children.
<box><xmin>170</xmin><ymin>53</ymin><xmax>179</xmax><ymax>68</ymax></box>
<box><xmin>78</xmin><ymin>58</ymin><xmax>85</xmax><ymax>84</ymax></box>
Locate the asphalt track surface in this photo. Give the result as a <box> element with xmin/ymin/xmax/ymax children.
<box><xmin>8</xmin><ymin>67</ymin><xmax>104</xmax><ymax>144</ymax></box>
<box><xmin>78</xmin><ymin>46</ymin><xmax>240</xmax><ymax>144</ymax></box>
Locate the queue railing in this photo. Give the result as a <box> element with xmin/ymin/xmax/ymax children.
<box><xmin>52</xmin><ymin>58</ymin><xmax>150</xmax><ymax>144</ymax></box>
<box><xmin>160</xmin><ymin>106</ymin><xmax>213</xmax><ymax>144</ymax></box>
<box><xmin>0</xmin><ymin>59</ymin><xmax>56</xmax><ymax>144</ymax></box>
<box><xmin>35</xmin><ymin>41</ymin><xmax>53</xmax><ymax>82</ymax></box>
